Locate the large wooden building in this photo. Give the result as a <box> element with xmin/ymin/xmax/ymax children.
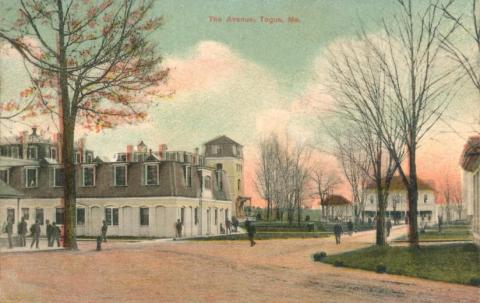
<box><xmin>0</xmin><ymin>129</ymin><xmax>245</xmax><ymax>239</ymax></box>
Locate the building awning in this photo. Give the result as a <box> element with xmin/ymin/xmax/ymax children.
<box><xmin>0</xmin><ymin>179</ymin><xmax>24</xmax><ymax>198</ymax></box>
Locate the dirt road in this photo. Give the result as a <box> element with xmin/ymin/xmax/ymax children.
<box><xmin>0</xmin><ymin>226</ymin><xmax>478</xmax><ymax>302</ymax></box>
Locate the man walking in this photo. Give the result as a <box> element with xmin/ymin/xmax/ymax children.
<box><xmin>386</xmin><ymin>219</ymin><xmax>393</xmax><ymax>237</ymax></box>
<box><xmin>175</xmin><ymin>219</ymin><xmax>183</xmax><ymax>238</ymax></box>
<box><xmin>333</xmin><ymin>223</ymin><xmax>343</xmax><ymax>245</ymax></box>
<box><xmin>5</xmin><ymin>217</ymin><xmax>13</xmax><ymax>249</ymax></box>
<box><xmin>52</xmin><ymin>222</ymin><xmax>61</xmax><ymax>247</ymax></box>
<box><xmin>46</xmin><ymin>220</ymin><xmax>53</xmax><ymax>247</ymax></box>
<box><xmin>30</xmin><ymin>220</ymin><xmax>40</xmax><ymax>249</ymax></box>
<box><xmin>17</xmin><ymin>217</ymin><xmax>27</xmax><ymax>247</ymax></box>
<box><xmin>101</xmin><ymin>220</ymin><xmax>108</xmax><ymax>242</ymax></box>
<box><xmin>246</xmin><ymin>219</ymin><xmax>256</xmax><ymax>247</ymax></box>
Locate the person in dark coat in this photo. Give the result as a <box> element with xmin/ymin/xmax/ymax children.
<box><xmin>333</xmin><ymin>223</ymin><xmax>343</xmax><ymax>245</ymax></box>
<box><xmin>232</xmin><ymin>216</ymin><xmax>239</xmax><ymax>232</ymax></box>
<box><xmin>46</xmin><ymin>220</ymin><xmax>53</xmax><ymax>247</ymax></box>
<box><xmin>17</xmin><ymin>217</ymin><xmax>27</xmax><ymax>247</ymax></box>
<box><xmin>5</xmin><ymin>217</ymin><xmax>13</xmax><ymax>249</ymax></box>
<box><xmin>52</xmin><ymin>222</ymin><xmax>61</xmax><ymax>247</ymax></box>
<box><xmin>347</xmin><ymin>220</ymin><xmax>354</xmax><ymax>236</ymax></box>
<box><xmin>245</xmin><ymin>219</ymin><xmax>256</xmax><ymax>247</ymax></box>
<box><xmin>386</xmin><ymin>219</ymin><xmax>393</xmax><ymax>237</ymax></box>
<box><xmin>101</xmin><ymin>220</ymin><xmax>108</xmax><ymax>242</ymax></box>
<box><xmin>175</xmin><ymin>219</ymin><xmax>183</xmax><ymax>238</ymax></box>
<box><xmin>30</xmin><ymin>220</ymin><xmax>40</xmax><ymax>249</ymax></box>
<box><xmin>225</xmin><ymin>218</ymin><xmax>231</xmax><ymax>234</ymax></box>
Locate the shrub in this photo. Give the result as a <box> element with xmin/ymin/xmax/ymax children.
<box><xmin>333</xmin><ymin>260</ymin><xmax>344</xmax><ymax>267</ymax></box>
<box><xmin>470</xmin><ymin>277</ymin><xmax>480</xmax><ymax>287</ymax></box>
<box><xmin>313</xmin><ymin>251</ymin><xmax>327</xmax><ymax>261</ymax></box>
<box><xmin>376</xmin><ymin>264</ymin><xmax>387</xmax><ymax>273</ymax></box>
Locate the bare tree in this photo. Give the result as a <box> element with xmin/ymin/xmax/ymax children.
<box><xmin>255</xmin><ymin>136</ymin><xmax>278</xmax><ymax>221</ymax></box>
<box><xmin>361</xmin><ymin>0</ymin><xmax>458</xmax><ymax>247</ymax></box>
<box><xmin>441</xmin><ymin>173</ymin><xmax>462</xmax><ymax>223</ymax></box>
<box><xmin>440</xmin><ymin>0</ymin><xmax>480</xmax><ymax>94</ymax></box>
<box><xmin>0</xmin><ymin>0</ymin><xmax>168</xmax><ymax>249</ymax></box>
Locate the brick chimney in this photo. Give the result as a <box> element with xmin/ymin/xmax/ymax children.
<box><xmin>126</xmin><ymin>145</ymin><xmax>133</xmax><ymax>161</ymax></box>
<box><xmin>158</xmin><ymin>144</ymin><xmax>167</xmax><ymax>159</ymax></box>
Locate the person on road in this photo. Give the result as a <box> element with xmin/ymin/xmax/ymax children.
<box><xmin>5</xmin><ymin>217</ymin><xmax>13</xmax><ymax>249</ymax></box>
<box><xmin>438</xmin><ymin>215</ymin><xmax>443</xmax><ymax>233</ymax></box>
<box><xmin>245</xmin><ymin>219</ymin><xmax>256</xmax><ymax>247</ymax></box>
<box><xmin>175</xmin><ymin>219</ymin><xmax>183</xmax><ymax>238</ymax></box>
<box><xmin>18</xmin><ymin>217</ymin><xmax>27</xmax><ymax>247</ymax></box>
<box><xmin>46</xmin><ymin>220</ymin><xmax>53</xmax><ymax>247</ymax></box>
<box><xmin>52</xmin><ymin>222</ymin><xmax>61</xmax><ymax>247</ymax></box>
<box><xmin>347</xmin><ymin>220</ymin><xmax>354</xmax><ymax>236</ymax></box>
<box><xmin>232</xmin><ymin>216</ymin><xmax>239</xmax><ymax>232</ymax></box>
<box><xmin>101</xmin><ymin>220</ymin><xmax>108</xmax><ymax>242</ymax></box>
<box><xmin>333</xmin><ymin>223</ymin><xmax>343</xmax><ymax>245</ymax></box>
<box><xmin>225</xmin><ymin>218</ymin><xmax>231</xmax><ymax>234</ymax></box>
<box><xmin>386</xmin><ymin>219</ymin><xmax>393</xmax><ymax>237</ymax></box>
<box><xmin>30</xmin><ymin>220</ymin><xmax>40</xmax><ymax>249</ymax></box>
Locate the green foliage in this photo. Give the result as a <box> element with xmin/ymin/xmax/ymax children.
<box><xmin>322</xmin><ymin>244</ymin><xmax>480</xmax><ymax>285</ymax></box>
<box><xmin>313</xmin><ymin>251</ymin><xmax>327</xmax><ymax>261</ymax></box>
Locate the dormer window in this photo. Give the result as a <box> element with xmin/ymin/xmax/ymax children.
<box><xmin>204</xmin><ymin>176</ymin><xmax>212</xmax><ymax>190</ymax></box>
<box><xmin>116</xmin><ymin>153</ymin><xmax>127</xmax><ymax>162</ymax></box>
<box><xmin>113</xmin><ymin>165</ymin><xmax>127</xmax><ymax>186</ymax></box>
<box><xmin>75</xmin><ymin>152</ymin><xmax>81</xmax><ymax>164</ymax></box>
<box><xmin>52</xmin><ymin>166</ymin><xmax>65</xmax><ymax>187</ymax></box>
<box><xmin>0</xmin><ymin>168</ymin><xmax>9</xmax><ymax>184</ymax></box>
<box><xmin>81</xmin><ymin>165</ymin><xmax>95</xmax><ymax>187</ymax></box>
<box><xmin>183</xmin><ymin>165</ymin><xmax>192</xmax><ymax>187</ymax></box>
<box><xmin>25</xmin><ymin>167</ymin><xmax>38</xmax><ymax>188</ymax></box>
<box><xmin>51</xmin><ymin>147</ymin><xmax>57</xmax><ymax>160</ymax></box>
<box><xmin>424</xmin><ymin>194</ymin><xmax>428</xmax><ymax>204</ymax></box>
<box><xmin>134</xmin><ymin>152</ymin><xmax>147</xmax><ymax>162</ymax></box>
<box><xmin>86</xmin><ymin>153</ymin><xmax>93</xmax><ymax>164</ymax></box>
<box><xmin>370</xmin><ymin>196</ymin><xmax>374</xmax><ymax>204</ymax></box>
<box><xmin>144</xmin><ymin>163</ymin><xmax>159</xmax><ymax>185</ymax></box>
<box><xmin>11</xmin><ymin>146</ymin><xmax>20</xmax><ymax>158</ymax></box>
<box><xmin>27</xmin><ymin>146</ymin><xmax>38</xmax><ymax>159</ymax></box>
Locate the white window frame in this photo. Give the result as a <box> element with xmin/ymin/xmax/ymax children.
<box><xmin>52</xmin><ymin>166</ymin><xmax>64</xmax><ymax>187</ymax></box>
<box><xmin>50</xmin><ymin>147</ymin><xmax>57</xmax><ymax>160</ymax></box>
<box><xmin>11</xmin><ymin>146</ymin><xmax>20</xmax><ymax>158</ymax></box>
<box><xmin>25</xmin><ymin>166</ymin><xmax>39</xmax><ymax>188</ymax></box>
<box><xmin>105</xmin><ymin>206</ymin><xmax>119</xmax><ymax>226</ymax></box>
<box><xmin>184</xmin><ymin>165</ymin><xmax>192</xmax><ymax>187</ymax></box>
<box><xmin>27</xmin><ymin>145</ymin><xmax>38</xmax><ymax>160</ymax></box>
<box><xmin>113</xmin><ymin>164</ymin><xmax>128</xmax><ymax>187</ymax></box>
<box><xmin>81</xmin><ymin>165</ymin><xmax>96</xmax><ymax>187</ymax></box>
<box><xmin>144</xmin><ymin>163</ymin><xmax>159</xmax><ymax>186</ymax></box>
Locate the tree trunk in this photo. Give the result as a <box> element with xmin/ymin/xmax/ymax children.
<box><xmin>376</xmin><ymin>191</ymin><xmax>386</xmax><ymax>246</ymax></box>
<box><xmin>62</xmin><ymin>121</ymin><xmax>78</xmax><ymax>250</ymax></box>
<box><xmin>407</xmin><ymin>148</ymin><xmax>419</xmax><ymax>247</ymax></box>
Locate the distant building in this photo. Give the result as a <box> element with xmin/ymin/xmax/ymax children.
<box><xmin>321</xmin><ymin>195</ymin><xmax>353</xmax><ymax>221</ymax></box>
<box><xmin>460</xmin><ymin>136</ymin><xmax>480</xmax><ymax>246</ymax></box>
<box><xmin>363</xmin><ymin>176</ymin><xmax>438</xmax><ymax>224</ymax></box>
<box><xmin>0</xmin><ymin>130</ymin><xmax>237</xmax><ymax>239</ymax></box>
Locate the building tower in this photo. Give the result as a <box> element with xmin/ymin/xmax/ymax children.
<box><xmin>203</xmin><ymin>135</ymin><xmax>247</xmax><ymax>217</ymax></box>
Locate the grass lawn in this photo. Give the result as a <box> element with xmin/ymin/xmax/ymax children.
<box><xmin>192</xmin><ymin>231</ymin><xmax>331</xmax><ymax>241</ymax></box>
<box><xmin>318</xmin><ymin>244</ymin><xmax>480</xmax><ymax>286</ymax></box>
<box><xmin>395</xmin><ymin>225</ymin><xmax>472</xmax><ymax>242</ymax></box>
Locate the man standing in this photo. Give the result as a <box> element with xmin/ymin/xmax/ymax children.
<box><xmin>30</xmin><ymin>220</ymin><xmax>40</xmax><ymax>249</ymax></box>
<box><xmin>101</xmin><ymin>220</ymin><xmax>108</xmax><ymax>242</ymax></box>
<box><xmin>225</xmin><ymin>218</ymin><xmax>231</xmax><ymax>234</ymax></box>
<box><xmin>5</xmin><ymin>217</ymin><xmax>13</xmax><ymax>249</ymax></box>
<box><xmin>333</xmin><ymin>223</ymin><xmax>343</xmax><ymax>245</ymax></box>
<box><xmin>52</xmin><ymin>222</ymin><xmax>61</xmax><ymax>247</ymax></box>
<box><xmin>386</xmin><ymin>219</ymin><xmax>393</xmax><ymax>237</ymax></box>
<box><xmin>17</xmin><ymin>217</ymin><xmax>27</xmax><ymax>247</ymax></box>
<box><xmin>246</xmin><ymin>219</ymin><xmax>256</xmax><ymax>247</ymax></box>
<box><xmin>175</xmin><ymin>219</ymin><xmax>183</xmax><ymax>238</ymax></box>
<box><xmin>46</xmin><ymin>220</ymin><xmax>53</xmax><ymax>247</ymax></box>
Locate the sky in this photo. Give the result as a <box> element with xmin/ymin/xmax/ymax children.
<box><xmin>0</xmin><ymin>0</ymin><xmax>478</xmax><ymax>206</ymax></box>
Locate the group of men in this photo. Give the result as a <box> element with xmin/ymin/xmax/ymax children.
<box><xmin>2</xmin><ymin>216</ymin><xmax>61</xmax><ymax>249</ymax></box>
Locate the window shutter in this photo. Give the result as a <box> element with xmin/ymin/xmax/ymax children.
<box><xmin>49</xmin><ymin>167</ymin><xmax>54</xmax><ymax>187</ymax></box>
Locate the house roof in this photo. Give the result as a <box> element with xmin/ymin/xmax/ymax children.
<box><xmin>460</xmin><ymin>136</ymin><xmax>480</xmax><ymax>172</ymax></box>
<box><xmin>204</xmin><ymin>135</ymin><xmax>242</xmax><ymax>147</ymax></box>
<box><xmin>322</xmin><ymin>195</ymin><xmax>351</xmax><ymax>206</ymax></box>
<box><xmin>0</xmin><ymin>179</ymin><xmax>24</xmax><ymax>198</ymax></box>
<box><xmin>0</xmin><ymin>156</ymin><xmax>39</xmax><ymax>167</ymax></box>
<box><xmin>365</xmin><ymin>176</ymin><xmax>434</xmax><ymax>191</ymax></box>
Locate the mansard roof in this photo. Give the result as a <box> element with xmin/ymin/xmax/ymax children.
<box><xmin>204</xmin><ymin>135</ymin><xmax>242</xmax><ymax>147</ymax></box>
